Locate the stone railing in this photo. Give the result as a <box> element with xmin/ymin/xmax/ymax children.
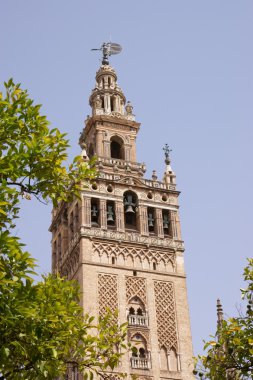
<box><xmin>130</xmin><ymin>357</ymin><xmax>150</xmax><ymax>369</ymax></box>
<box><xmin>128</xmin><ymin>314</ymin><xmax>148</xmax><ymax>327</ymax></box>
<box><xmin>98</xmin><ymin>156</ymin><xmax>146</xmax><ymax>174</ymax></box>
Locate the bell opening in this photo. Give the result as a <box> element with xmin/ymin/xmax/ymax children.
<box><xmin>124</xmin><ymin>191</ymin><xmax>138</xmax><ymax>230</ymax></box>
<box><xmin>107</xmin><ymin>201</ymin><xmax>115</xmax><ymax>227</ymax></box>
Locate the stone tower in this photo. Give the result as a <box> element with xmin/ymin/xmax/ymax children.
<box><xmin>50</xmin><ymin>60</ymin><xmax>195</xmax><ymax>380</ymax></box>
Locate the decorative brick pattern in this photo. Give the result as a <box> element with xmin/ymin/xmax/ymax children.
<box><xmin>154</xmin><ymin>281</ymin><xmax>178</xmax><ymax>351</ymax></box>
<box><xmin>92</xmin><ymin>241</ymin><xmax>175</xmax><ymax>269</ymax></box>
<box><xmin>61</xmin><ymin>246</ymin><xmax>79</xmax><ymax>279</ymax></box>
<box><xmin>98</xmin><ymin>274</ymin><xmax>118</xmax><ymax>321</ymax></box>
<box><xmin>126</xmin><ymin>276</ymin><xmax>147</xmax><ymax>305</ymax></box>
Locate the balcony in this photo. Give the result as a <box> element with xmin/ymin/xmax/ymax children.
<box><xmin>128</xmin><ymin>314</ymin><xmax>148</xmax><ymax>327</ymax></box>
<box><xmin>130</xmin><ymin>356</ymin><xmax>150</xmax><ymax>370</ymax></box>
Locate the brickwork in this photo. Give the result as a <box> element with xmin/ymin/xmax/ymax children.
<box><xmin>50</xmin><ymin>62</ymin><xmax>195</xmax><ymax>380</ymax></box>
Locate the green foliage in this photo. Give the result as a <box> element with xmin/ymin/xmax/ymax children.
<box><xmin>0</xmin><ymin>80</ymin><xmax>128</xmax><ymax>379</ymax></box>
<box><xmin>0</xmin><ymin>251</ymin><xmax>128</xmax><ymax>379</ymax></box>
<box><xmin>194</xmin><ymin>259</ymin><xmax>253</xmax><ymax>380</ymax></box>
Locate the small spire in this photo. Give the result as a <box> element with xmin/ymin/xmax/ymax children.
<box><xmin>80</xmin><ymin>141</ymin><xmax>89</xmax><ymax>161</ymax></box>
<box><xmin>152</xmin><ymin>170</ymin><xmax>158</xmax><ymax>181</ymax></box>
<box><xmin>125</xmin><ymin>101</ymin><xmax>133</xmax><ymax>115</ymax></box>
<box><xmin>217</xmin><ymin>298</ymin><xmax>223</xmax><ymax>327</ymax></box>
<box><xmin>163</xmin><ymin>143</ymin><xmax>172</xmax><ymax>165</ymax></box>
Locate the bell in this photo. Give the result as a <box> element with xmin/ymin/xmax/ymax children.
<box><xmin>107</xmin><ymin>205</ymin><xmax>114</xmax><ymax>222</ymax></box>
<box><xmin>163</xmin><ymin>214</ymin><xmax>170</xmax><ymax>229</ymax></box>
<box><xmin>91</xmin><ymin>205</ymin><xmax>98</xmax><ymax>217</ymax></box>
<box><xmin>148</xmin><ymin>213</ymin><xmax>154</xmax><ymax>227</ymax></box>
<box><xmin>126</xmin><ymin>205</ymin><xmax>135</xmax><ymax>213</ymax></box>
<box><xmin>124</xmin><ymin>194</ymin><xmax>136</xmax><ymax>213</ymax></box>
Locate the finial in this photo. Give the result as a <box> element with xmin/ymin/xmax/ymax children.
<box><xmin>91</xmin><ymin>42</ymin><xmax>122</xmax><ymax>65</ymax></box>
<box><xmin>163</xmin><ymin>144</ymin><xmax>172</xmax><ymax>165</ymax></box>
<box><xmin>152</xmin><ymin>170</ymin><xmax>158</xmax><ymax>181</ymax></box>
<box><xmin>217</xmin><ymin>298</ymin><xmax>223</xmax><ymax>327</ymax></box>
<box><xmin>125</xmin><ymin>101</ymin><xmax>133</xmax><ymax>115</ymax></box>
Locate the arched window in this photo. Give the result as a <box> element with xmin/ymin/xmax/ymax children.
<box><xmin>130</xmin><ymin>334</ymin><xmax>150</xmax><ymax>369</ymax></box>
<box><xmin>110</xmin><ymin>136</ymin><xmax>124</xmax><ymax>159</ymax></box>
<box><xmin>147</xmin><ymin>207</ymin><xmax>155</xmax><ymax>233</ymax></box>
<box><xmin>160</xmin><ymin>346</ymin><xmax>168</xmax><ymax>370</ymax></box>
<box><xmin>107</xmin><ymin>201</ymin><xmax>115</xmax><ymax>227</ymax></box>
<box><xmin>139</xmin><ymin>348</ymin><xmax>146</xmax><ymax>358</ymax></box>
<box><xmin>110</xmin><ymin>96</ymin><xmax>115</xmax><ymax>112</ymax></box>
<box><xmin>124</xmin><ymin>191</ymin><xmax>138</xmax><ymax>230</ymax></box>
<box><xmin>128</xmin><ymin>296</ymin><xmax>147</xmax><ymax>326</ymax></box>
<box><xmin>91</xmin><ymin>198</ymin><xmax>99</xmax><ymax>226</ymax></box>
<box><xmin>58</xmin><ymin>234</ymin><xmax>62</xmax><ymax>259</ymax></box>
<box><xmin>69</xmin><ymin>212</ymin><xmax>74</xmax><ymax>238</ymax></box>
<box><xmin>74</xmin><ymin>203</ymin><xmax>79</xmax><ymax>232</ymax></box>
<box><xmin>88</xmin><ymin>143</ymin><xmax>94</xmax><ymax>157</ymax></box>
<box><xmin>163</xmin><ymin>210</ymin><xmax>172</xmax><ymax>236</ymax></box>
<box><xmin>52</xmin><ymin>241</ymin><xmax>57</xmax><ymax>270</ymax></box>
<box><xmin>169</xmin><ymin>347</ymin><xmax>178</xmax><ymax>372</ymax></box>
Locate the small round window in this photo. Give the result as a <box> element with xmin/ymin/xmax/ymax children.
<box><xmin>162</xmin><ymin>194</ymin><xmax>168</xmax><ymax>202</ymax></box>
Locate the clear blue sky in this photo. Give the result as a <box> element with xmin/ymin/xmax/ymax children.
<box><xmin>2</xmin><ymin>0</ymin><xmax>253</xmax><ymax>356</ymax></box>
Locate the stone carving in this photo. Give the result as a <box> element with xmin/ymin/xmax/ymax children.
<box><xmin>98</xmin><ymin>274</ymin><xmax>118</xmax><ymax>321</ymax></box>
<box><xmin>62</xmin><ymin>231</ymin><xmax>80</xmax><ymax>262</ymax></box>
<box><xmin>154</xmin><ymin>281</ymin><xmax>178</xmax><ymax>351</ymax></box>
<box><xmin>128</xmin><ymin>329</ymin><xmax>150</xmax><ymax>349</ymax></box>
<box><xmin>92</xmin><ymin>241</ymin><xmax>176</xmax><ymax>271</ymax></box>
<box><xmin>81</xmin><ymin>227</ymin><xmax>184</xmax><ymax>251</ymax></box>
<box><xmin>61</xmin><ymin>246</ymin><xmax>79</xmax><ymax>279</ymax></box>
<box><xmin>94</xmin><ymin>95</ymin><xmax>102</xmax><ymax>109</ymax></box>
<box><xmin>126</xmin><ymin>276</ymin><xmax>147</xmax><ymax>305</ymax></box>
<box><xmin>125</xmin><ymin>100</ymin><xmax>133</xmax><ymax>115</ymax></box>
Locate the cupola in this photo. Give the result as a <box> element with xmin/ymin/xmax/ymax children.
<box><xmin>89</xmin><ymin>64</ymin><xmax>135</xmax><ymax>121</ymax></box>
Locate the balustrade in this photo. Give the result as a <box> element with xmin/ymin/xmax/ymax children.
<box><xmin>130</xmin><ymin>356</ymin><xmax>150</xmax><ymax>369</ymax></box>
<box><xmin>128</xmin><ymin>314</ymin><xmax>148</xmax><ymax>326</ymax></box>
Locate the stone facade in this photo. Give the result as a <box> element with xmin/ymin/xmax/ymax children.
<box><xmin>50</xmin><ymin>63</ymin><xmax>195</xmax><ymax>379</ymax></box>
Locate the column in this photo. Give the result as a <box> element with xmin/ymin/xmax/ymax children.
<box><xmin>115</xmin><ymin>201</ymin><xmax>125</xmax><ymax>232</ymax></box>
<box><xmin>104</xmin><ymin>141</ymin><xmax>110</xmax><ymax>157</ymax></box>
<box><xmin>177</xmin><ymin>353</ymin><xmax>182</xmax><ymax>371</ymax></box>
<box><xmin>61</xmin><ymin>227</ymin><xmax>69</xmax><ymax>255</ymax></box>
<box><xmin>99</xmin><ymin>199</ymin><xmax>107</xmax><ymax>230</ymax></box>
<box><xmin>82</xmin><ymin>197</ymin><xmax>91</xmax><ymax>227</ymax></box>
<box><xmin>124</xmin><ymin>145</ymin><xmax>131</xmax><ymax>161</ymax></box>
<box><xmin>175</xmin><ymin>211</ymin><xmax>182</xmax><ymax>240</ymax></box>
<box><xmin>104</xmin><ymin>93</ymin><xmax>110</xmax><ymax>113</ymax></box>
<box><xmin>138</xmin><ymin>205</ymin><xmax>149</xmax><ymax>236</ymax></box>
<box><xmin>155</xmin><ymin>208</ymin><xmax>164</xmax><ymax>238</ymax></box>
<box><xmin>96</xmin><ymin>130</ymin><xmax>103</xmax><ymax>156</ymax></box>
<box><xmin>171</xmin><ymin>211</ymin><xmax>178</xmax><ymax>239</ymax></box>
<box><xmin>167</xmin><ymin>352</ymin><xmax>171</xmax><ymax>371</ymax></box>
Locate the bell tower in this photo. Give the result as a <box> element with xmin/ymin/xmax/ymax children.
<box><xmin>50</xmin><ymin>51</ymin><xmax>195</xmax><ymax>380</ymax></box>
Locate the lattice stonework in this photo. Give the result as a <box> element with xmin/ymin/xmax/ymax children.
<box><xmin>126</xmin><ymin>276</ymin><xmax>147</xmax><ymax>305</ymax></box>
<box><xmin>154</xmin><ymin>281</ymin><xmax>178</xmax><ymax>351</ymax></box>
<box><xmin>98</xmin><ymin>274</ymin><xmax>118</xmax><ymax>320</ymax></box>
<box><xmin>92</xmin><ymin>241</ymin><xmax>175</xmax><ymax>268</ymax></box>
<box><xmin>99</xmin><ymin>375</ymin><xmax>121</xmax><ymax>380</ymax></box>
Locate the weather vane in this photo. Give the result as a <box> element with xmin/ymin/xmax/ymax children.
<box><xmin>163</xmin><ymin>144</ymin><xmax>172</xmax><ymax>164</ymax></box>
<box><xmin>91</xmin><ymin>42</ymin><xmax>122</xmax><ymax>65</ymax></box>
